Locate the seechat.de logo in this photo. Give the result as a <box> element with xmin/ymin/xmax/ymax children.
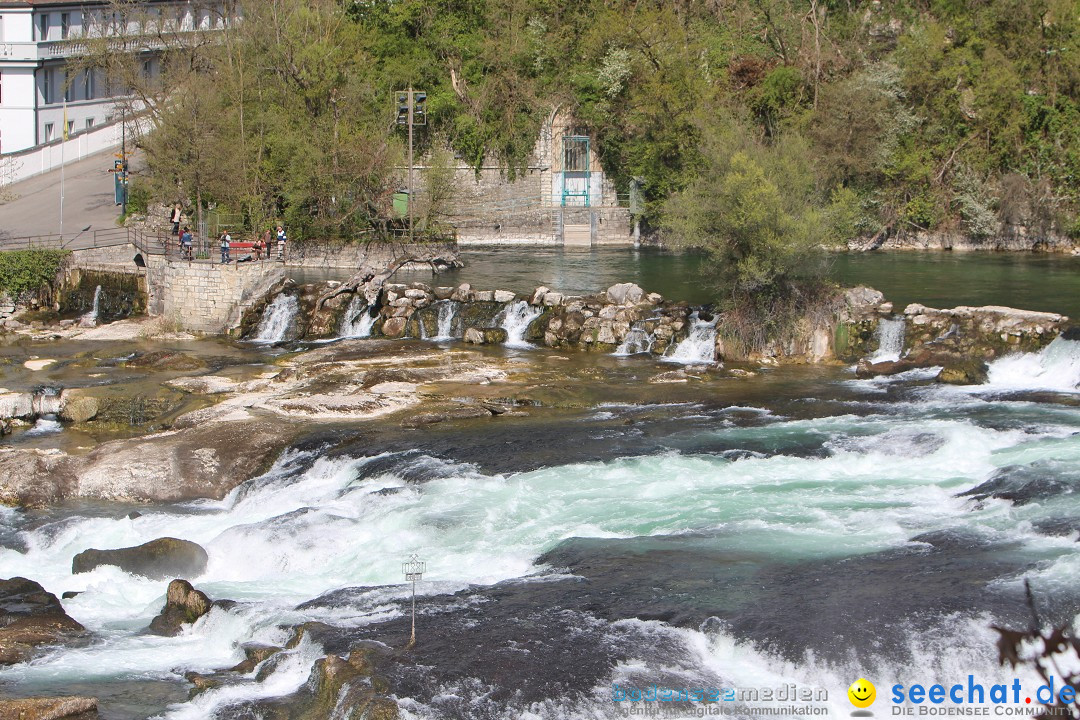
<box><xmin>849</xmin><ymin>678</ymin><xmax>877</xmax><ymax>716</ymax></box>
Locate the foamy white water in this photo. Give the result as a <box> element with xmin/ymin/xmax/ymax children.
<box><xmin>498</xmin><ymin>300</ymin><xmax>543</xmax><ymax>347</ymax></box>
<box><xmin>431</xmin><ymin>300</ymin><xmax>459</xmax><ymax>341</ymax></box>
<box><xmin>867</xmin><ymin>316</ymin><xmax>906</xmax><ymax>363</ymax></box>
<box><xmin>4</xmin><ymin>383</ymin><xmax>1080</xmax><ymax>716</ymax></box>
<box><xmin>79</xmin><ymin>285</ymin><xmax>103</xmax><ymax>327</ymax></box>
<box><xmin>983</xmin><ymin>337</ymin><xmax>1080</xmax><ymax>392</ymax></box>
<box><xmin>251</xmin><ymin>294</ymin><xmax>299</xmax><ymax>343</ymax></box>
<box><xmin>613</xmin><ymin>323</ymin><xmax>656</xmax><ymax>356</ymax></box>
<box><xmin>339</xmin><ymin>294</ymin><xmax>377</xmax><ymax>338</ymax></box>
<box><xmin>664</xmin><ymin>311</ymin><xmax>717</xmax><ymax>364</ymax></box>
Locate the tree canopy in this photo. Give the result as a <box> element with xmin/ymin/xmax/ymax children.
<box><xmin>90</xmin><ymin>0</ymin><xmax>1079</xmax><ymax>245</ymax></box>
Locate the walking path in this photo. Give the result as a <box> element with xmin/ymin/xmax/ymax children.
<box><xmin>0</xmin><ymin>149</ymin><xmax>140</xmax><ymax>240</ymax></box>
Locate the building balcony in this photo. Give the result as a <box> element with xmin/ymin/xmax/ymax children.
<box><xmin>0</xmin><ymin>40</ymin><xmax>91</xmax><ymax>62</ymax></box>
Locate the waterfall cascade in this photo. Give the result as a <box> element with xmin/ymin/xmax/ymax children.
<box><xmin>867</xmin><ymin>317</ymin><xmax>906</xmax><ymax>364</ymax></box>
<box><xmin>27</xmin><ymin>386</ymin><xmax>63</xmax><ymax>435</ymax></box>
<box><xmin>252</xmin><ymin>294</ymin><xmax>299</xmax><ymax>344</ymax></box>
<box><xmin>78</xmin><ymin>285</ymin><xmax>103</xmax><ymax>328</ymax></box>
<box><xmin>498</xmin><ymin>300</ymin><xmax>543</xmax><ymax>347</ymax></box>
<box><xmin>431</xmin><ymin>301</ymin><xmax>459</xmax><ymax>341</ymax></box>
<box><xmin>984</xmin><ymin>337</ymin><xmax>1080</xmax><ymax>392</ymax></box>
<box><xmin>663</xmin><ymin>311</ymin><xmax>718</xmax><ymax>364</ymax></box>
<box><xmin>339</xmin><ymin>295</ymin><xmax>377</xmax><ymax>338</ymax></box>
<box><xmin>613</xmin><ymin>322</ymin><xmax>658</xmax><ymax>356</ymax></box>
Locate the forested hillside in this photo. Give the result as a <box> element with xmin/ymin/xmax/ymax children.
<box><xmin>101</xmin><ymin>0</ymin><xmax>1078</xmax><ymax>247</ymax></box>
<box><xmin>358</xmin><ymin>0</ymin><xmax>1078</xmax><ymax>241</ymax></box>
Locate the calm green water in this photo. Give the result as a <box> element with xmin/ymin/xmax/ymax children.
<box><xmin>388</xmin><ymin>247</ymin><xmax>1080</xmax><ymax>318</ymax></box>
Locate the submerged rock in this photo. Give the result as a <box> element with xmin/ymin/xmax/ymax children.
<box><xmin>229</xmin><ymin>643</ymin><xmax>283</xmax><ymax>674</ymax></box>
<box><xmin>251</xmin><ymin>647</ymin><xmax>398</xmax><ymax>720</ymax></box>
<box><xmin>0</xmin><ymin>696</ymin><xmax>98</xmax><ymax>719</ymax></box>
<box><xmin>148</xmin><ymin>579</ymin><xmax>216</xmax><ymax>637</ymax></box>
<box><xmin>72</xmin><ymin>538</ymin><xmax>208</xmax><ymax>580</ymax></box>
<box><xmin>463</xmin><ymin>327</ymin><xmax>508</xmax><ymax>345</ymax></box>
<box><xmin>938</xmin><ymin>360</ymin><xmax>989</xmax><ymax>385</ymax></box>
<box><xmin>0</xmin><ymin>577</ymin><xmax>86</xmax><ymax>666</ymax></box>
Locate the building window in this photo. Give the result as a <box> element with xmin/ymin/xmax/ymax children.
<box><xmin>39</xmin><ymin>13</ymin><xmax>49</xmax><ymax>42</ymax></box>
<box><xmin>64</xmin><ymin>69</ymin><xmax>71</xmax><ymax>102</ymax></box>
<box><xmin>61</xmin><ymin>13</ymin><xmax>70</xmax><ymax>40</ymax></box>
<box><xmin>84</xmin><ymin>69</ymin><xmax>94</xmax><ymax>100</ymax></box>
<box><xmin>86</xmin><ymin>118</ymin><xmax>94</xmax><ymax>130</ymax></box>
<box><xmin>45</xmin><ymin>123</ymin><xmax>54</xmax><ymax>142</ymax></box>
<box><xmin>43</xmin><ymin>69</ymin><xmax>51</xmax><ymax>104</ymax></box>
<box><xmin>67</xmin><ymin>120</ymin><xmax>74</xmax><ymax>138</ymax></box>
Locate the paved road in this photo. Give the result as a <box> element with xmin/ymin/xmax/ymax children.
<box><xmin>0</xmin><ymin>149</ymin><xmax>136</xmax><ymax>240</ymax></box>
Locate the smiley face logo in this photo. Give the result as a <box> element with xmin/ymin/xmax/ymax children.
<box><xmin>848</xmin><ymin>678</ymin><xmax>876</xmax><ymax>709</ymax></box>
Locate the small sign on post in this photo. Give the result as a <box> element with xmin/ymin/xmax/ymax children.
<box><xmin>403</xmin><ymin>554</ymin><xmax>425</xmax><ymax>647</ymax></box>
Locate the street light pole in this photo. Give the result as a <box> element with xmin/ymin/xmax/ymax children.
<box><xmin>396</xmin><ymin>89</ymin><xmax>426</xmax><ymax>244</ymax></box>
<box><xmin>121</xmin><ymin>108</ymin><xmax>127</xmax><ymax>217</ymax></box>
<box><xmin>408</xmin><ymin>85</ymin><xmax>414</xmax><ymax>245</ymax></box>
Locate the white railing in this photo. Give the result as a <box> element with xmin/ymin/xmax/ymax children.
<box><xmin>0</xmin><ymin>113</ymin><xmax>151</xmax><ymax>185</ymax></box>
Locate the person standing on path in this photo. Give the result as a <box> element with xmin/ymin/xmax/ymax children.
<box><xmin>171</xmin><ymin>204</ymin><xmax>182</xmax><ymax>236</ymax></box>
<box><xmin>276</xmin><ymin>225</ymin><xmax>287</xmax><ymax>262</ymax></box>
<box><xmin>220</xmin><ymin>230</ymin><xmax>231</xmax><ymax>264</ymax></box>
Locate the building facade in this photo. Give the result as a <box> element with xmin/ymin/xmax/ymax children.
<box><xmin>0</xmin><ymin>0</ymin><xmax>226</xmax><ymax>154</ymax></box>
<box><xmin>439</xmin><ymin>110</ymin><xmax>634</xmax><ymax>246</ymax></box>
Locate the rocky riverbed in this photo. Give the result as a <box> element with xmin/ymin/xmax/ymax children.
<box><xmin>2</xmin><ymin>275</ymin><xmax>1079</xmax><ymax>720</ymax></box>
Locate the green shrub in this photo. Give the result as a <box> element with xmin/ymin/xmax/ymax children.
<box><xmin>125</xmin><ymin>179</ymin><xmax>151</xmax><ymax>216</ymax></box>
<box><xmin>0</xmin><ymin>249</ymin><xmax>70</xmax><ymax>301</ymax></box>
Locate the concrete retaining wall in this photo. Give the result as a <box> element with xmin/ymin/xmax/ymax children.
<box><xmin>157</xmin><ymin>260</ymin><xmax>285</xmax><ymax>333</ymax></box>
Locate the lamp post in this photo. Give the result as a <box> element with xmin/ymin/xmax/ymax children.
<box><xmin>402</xmin><ymin>553</ymin><xmax>425</xmax><ymax>646</ymax></box>
<box><xmin>395</xmin><ymin>89</ymin><xmax>427</xmax><ymax>243</ymax></box>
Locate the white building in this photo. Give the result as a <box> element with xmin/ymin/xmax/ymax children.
<box><xmin>0</xmin><ymin>1</ymin><xmax>227</xmax><ymax>154</ymax></box>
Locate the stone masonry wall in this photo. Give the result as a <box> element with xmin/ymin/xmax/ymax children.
<box><xmin>69</xmin><ymin>243</ymin><xmax>145</xmax><ymax>266</ymax></box>
<box><xmin>158</xmin><ymin>260</ymin><xmax>285</xmax><ymax>333</ymax></box>
<box><xmin>284</xmin><ymin>240</ymin><xmax>459</xmax><ymax>270</ymax></box>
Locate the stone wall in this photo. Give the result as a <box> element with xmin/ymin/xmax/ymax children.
<box><xmin>439</xmin><ymin>164</ymin><xmax>633</xmax><ymax>246</ymax></box>
<box><xmin>284</xmin><ymin>240</ymin><xmax>459</xmax><ymax>270</ymax></box>
<box><xmin>58</xmin><ymin>266</ymin><xmax>148</xmax><ymax>323</ymax></box>
<box><xmin>69</xmin><ymin>243</ymin><xmax>145</xmax><ymax>266</ymax></box>
<box><xmin>158</xmin><ymin>260</ymin><xmax>286</xmax><ymax>333</ymax></box>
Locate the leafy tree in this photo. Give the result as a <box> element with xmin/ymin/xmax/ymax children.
<box><xmin>663</xmin><ymin>123</ymin><xmax>841</xmax><ymax>343</ymax></box>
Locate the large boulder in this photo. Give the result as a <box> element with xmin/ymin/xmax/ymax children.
<box><xmin>529</xmin><ymin>286</ymin><xmax>550</xmax><ymax>306</ymax></box>
<box><xmin>0</xmin><ymin>450</ymin><xmax>76</xmax><ymax>507</ymax></box>
<box><xmin>380</xmin><ymin>316</ymin><xmax>407</xmax><ymax>338</ymax></box>
<box><xmin>0</xmin><ymin>697</ymin><xmax>98</xmax><ymax>719</ymax></box>
<box><xmin>72</xmin><ymin>538</ymin><xmax>208</xmax><ymax>580</ymax></box>
<box><xmin>939</xmin><ymin>360</ymin><xmax>989</xmax><ymax>385</ymax></box>
<box><xmin>148</xmin><ymin>579</ymin><xmax>214</xmax><ymax>637</ymax></box>
<box><xmin>605</xmin><ymin>283</ymin><xmax>645</xmax><ymax>306</ymax></box>
<box><xmin>0</xmin><ymin>577</ymin><xmax>85</xmax><ymax>666</ymax></box>
<box><xmin>59</xmin><ymin>391</ymin><xmax>99</xmax><ymax>424</ymax></box>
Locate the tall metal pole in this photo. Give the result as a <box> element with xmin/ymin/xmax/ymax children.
<box><xmin>403</xmin><ymin>554</ymin><xmax>424</xmax><ymax>648</ymax></box>
<box><xmin>410</xmin><ymin>576</ymin><xmax>417</xmax><ymax>645</ymax></box>
<box><xmin>121</xmin><ymin>108</ymin><xmax>127</xmax><ymax>216</ymax></box>
<box><xmin>60</xmin><ymin>108</ymin><xmax>65</xmax><ymax>237</ymax></box>
<box><xmin>407</xmin><ymin>86</ymin><xmax>414</xmax><ymax>244</ymax></box>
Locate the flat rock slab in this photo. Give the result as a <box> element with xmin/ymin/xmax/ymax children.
<box><xmin>0</xmin><ymin>697</ymin><xmax>97</xmax><ymax>720</ymax></box>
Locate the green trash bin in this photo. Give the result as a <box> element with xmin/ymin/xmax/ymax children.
<box><xmin>393</xmin><ymin>190</ymin><xmax>409</xmax><ymax>219</ymax></box>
